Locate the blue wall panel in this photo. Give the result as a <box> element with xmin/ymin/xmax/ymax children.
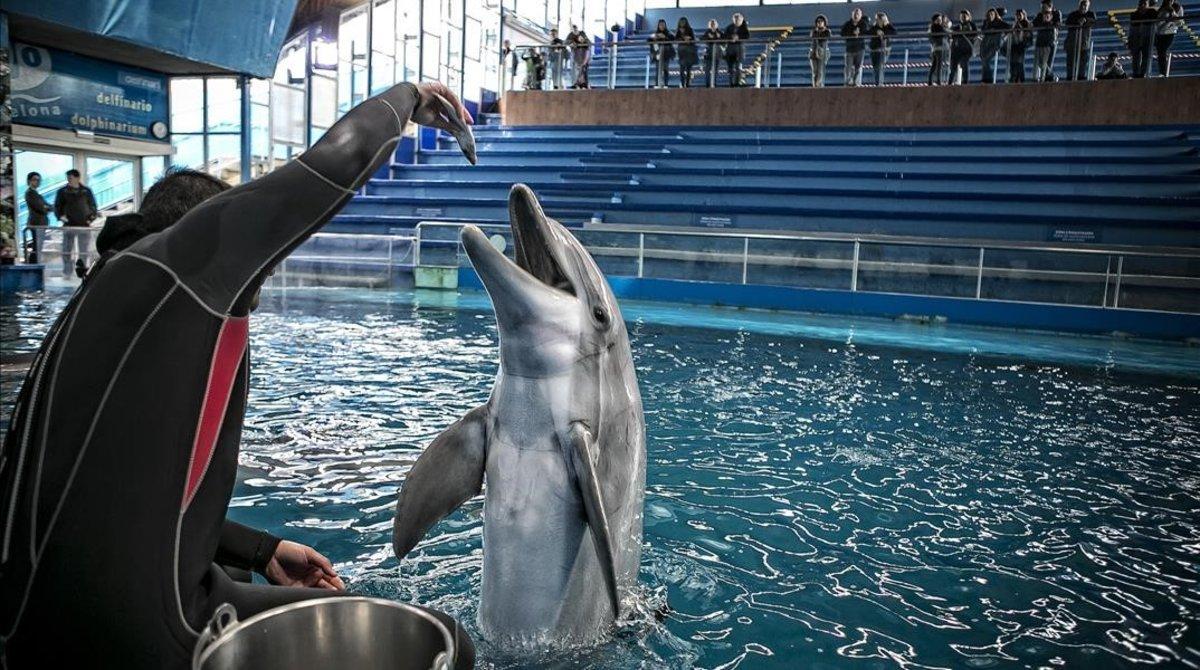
<box><xmin>4</xmin><ymin>0</ymin><xmax>299</xmax><ymax>78</ymax></box>
<box><xmin>457</xmin><ymin>268</ymin><xmax>1200</xmax><ymax>341</ymax></box>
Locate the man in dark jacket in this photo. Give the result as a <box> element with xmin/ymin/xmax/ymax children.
<box><xmin>950</xmin><ymin>10</ymin><xmax>979</xmax><ymax>84</ymax></box>
<box><xmin>52</xmin><ymin>169</ymin><xmax>98</xmax><ymax>278</ymax></box>
<box><xmin>1129</xmin><ymin>0</ymin><xmax>1159</xmax><ymax>77</ymax></box>
<box><xmin>1033</xmin><ymin>3</ymin><xmax>1061</xmax><ymax>80</ymax></box>
<box><xmin>1064</xmin><ymin>0</ymin><xmax>1097</xmax><ymax>79</ymax></box>
<box><xmin>841</xmin><ymin>7</ymin><xmax>870</xmax><ymax>86</ymax></box>
<box><xmin>724</xmin><ymin>12</ymin><xmax>751</xmax><ymax>86</ymax></box>
<box><xmin>23</xmin><ymin>172</ymin><xmax>52</xmax><ymax>262</ymax></box>
<box><xmin>0</xmin><ymin>81</ymin><xmax>478</xmax><ymax>670</ymax></box>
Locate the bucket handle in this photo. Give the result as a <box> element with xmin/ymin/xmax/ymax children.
<box><xmin>191</xmin><ymin>603</ymin><xmax>238</xmax><ymax>669</ymax></box>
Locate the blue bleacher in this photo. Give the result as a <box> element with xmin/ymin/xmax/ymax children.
<box><xmin>330</xmin><ymin>122</ymin><xmax>1200</xmax><ymax>248</ymax></box>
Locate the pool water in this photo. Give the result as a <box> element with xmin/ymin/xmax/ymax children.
<box><xmin>3</xmin><ymin>286</ymin><xmax>1199</xmax><ymax>669</ymax></box>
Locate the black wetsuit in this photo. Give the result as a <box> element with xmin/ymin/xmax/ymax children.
<box><xmin>0</xmin><ymin>83</ymin><xmax>472</xmax><ymax>669</ymax></box>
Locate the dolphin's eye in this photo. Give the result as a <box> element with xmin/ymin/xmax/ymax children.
<box><xmin>592</xmin><ymin>306</ymin><xmax>609</xmax><ymax>324</ymax></box>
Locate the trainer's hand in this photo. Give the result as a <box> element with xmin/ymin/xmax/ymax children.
<box><xmin>412</xmin><ymin>81</ymin><xmax>477</xmax><ymax>165</ymax></box>
<box><xmin>265</xmin><ymin>540</ymin><xmax>346</xmax><ymax>590</ymax></box>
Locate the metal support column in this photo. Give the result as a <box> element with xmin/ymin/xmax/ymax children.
<box><xmin>239</xmin><ymin>75</ymin><xmax>253</xmax><ymax>184</ymax></box>
<box><xmin>851</xmin><ymin>241</ymin><xmax>860</xmax><ymax>291</ymax></box>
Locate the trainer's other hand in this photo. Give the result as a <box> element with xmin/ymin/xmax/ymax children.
<box><xmin>265</xmin><ymin>540</ymin><xmax>346</xmax><ymax>590</ymax></box>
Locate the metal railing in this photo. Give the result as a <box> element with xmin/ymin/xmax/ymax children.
<box><xmin>506</xmin><ymin>12</ymin><xmax>1200</xmax><ymax>91</ymax></box>
<box><xmin>414</xmin><ymin>221</ymin><xmax>1200</xmax><ymax>314</ymax></box>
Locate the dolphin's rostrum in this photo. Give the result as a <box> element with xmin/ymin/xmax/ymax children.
<box><xmin>393</xmin><ymin>184</ymin><xmax>647</xmax><ymax>647</ymax></box>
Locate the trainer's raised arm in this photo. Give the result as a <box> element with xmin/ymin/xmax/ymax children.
<box><xmin>131</xmin><ymin>81</ymin><xmax>474</xmax><ymax>316</ymax></box>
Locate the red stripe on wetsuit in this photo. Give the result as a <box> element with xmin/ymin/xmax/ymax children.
<box><xmin>182</xmin><ymin>317</ymin><xmax>249</xmax><ymax>510</ymax></box>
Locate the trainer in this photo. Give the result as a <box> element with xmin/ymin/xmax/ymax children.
<box><xmin>0</xmin><ymin>81</ymin><xmax>476</xmax><ymax>669</ymax></box>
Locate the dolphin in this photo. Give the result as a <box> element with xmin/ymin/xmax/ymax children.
<box><xmin>392</xmin><ymin>184</ymin><xmax>646</xmax><ymax>647</ymax></box>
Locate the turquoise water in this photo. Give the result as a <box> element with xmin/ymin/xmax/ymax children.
<box><xmin>3</xmin><ymin>286</ymin><xmax>1200</xmax><ymax>669</ymax></box>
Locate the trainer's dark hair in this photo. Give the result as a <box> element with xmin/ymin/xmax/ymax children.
<box><xmin>140</xmin><ymin>167</ymin><xmax>230</xmax><ymax>233</ymax></box>
<box><xmin>95</xmin><ymin>167</ymin><xmax>230</xmax><ymax>254</ymax></box>
<box><xmin>66</xmin><ymin>169</ymin><xmax>81</xmax><ymax>178</ymax></box>
<box><xmin>26</xmin><ymin>172</ymin><xmax>40</xmax><ymax>183</ymax></box>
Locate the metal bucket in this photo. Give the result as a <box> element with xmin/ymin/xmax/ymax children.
<box><xmin>192</xmin><ymin>597</ymin><xmax>456</xmax><ymax>670</ymax></box>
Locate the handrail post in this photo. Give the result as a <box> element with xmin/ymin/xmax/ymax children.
<box><xmin>776</xmin><ymin>52</ymin><xmax>783</xmax><ymax>87</ymax></box>
<box><xmin>902</xmin><ymin>48</ymin><xmax>909</xmax><ymax>85</ymax></box>
<box><xmin>1102</xmin><ymin>254</ymin><xmax>1111</xmax><ymax>307</ymax></box>
<box><xmin>742</xmin><ymin>237</ymin><xmax>749</xmax><ymax>284</ymax></box>
<box><xmin>851</xmin><ymin>240</ymin><xmax>860</xmax><ymax>291</ymax></box>
<box><xmin>645</xmin><ymin>55</ymin><xmax>651</xmax><ymax>88</ymax></box>
<box><xmin>975</xmin><ymin>247</ymin><xmax>984</xmax><ymax>299</ymax></box>
<box><xmin>413</xmin><ymin>223</ymin><xmax>422</xmax><ymax>267</ymax></box>
<box><xmin>609</xmin><ymin>43</ymin><xmax>618</xmax><ymax>89</ymax></box>
<box><xmin>637</xmin><ymin>232</ymin><xmax>645</xmax><ymax>278</ymax></box>
<box><xmin>1113</xmin><ymin>255</ymin><xmax>1124</xmax><ymax>308</ymax></box>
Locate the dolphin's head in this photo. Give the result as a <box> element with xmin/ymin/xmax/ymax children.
<box><xmin>462</xmin><ymin>184</ymin><xmax>626</xmax><ymax>379</ymax></box>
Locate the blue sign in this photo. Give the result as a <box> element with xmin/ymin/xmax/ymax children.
<box><xmin>11</xmin><ymin>43</ymin><xmax>169</xmax><ymax>142</ymax></box>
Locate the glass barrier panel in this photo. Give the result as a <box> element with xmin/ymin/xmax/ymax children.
<box><xmin>1114</xmin><ymin>255</ymin><xmax>1200</xmax><ymax>313</ymax></box>
<box><xmin>980</xmin><ymin>248</ymin><xmax>1110</xmax><ymax>306</ymax></box>
<box><xmin>272</xmin><ymin>235</ymin><xmax>411</xmax><ymax>288</ymax></box>
<box><xmin>745</xmin><ymin>237</ymin><xmax>854</xmax><ymax>290</ymax></box>
<box><xmin>641</xmin><ymin>233</ymin><xmax>746</xmax><ymax>284</ymax></box>
<box><xmin>856</xmin><ymin>243</ymin><xmax>979</xmax><ymax>298</ymax></box>
<box><xmin>573</xmin><ymin>229</ymin><xmax>643</xmax><ymax>277</ymax></box>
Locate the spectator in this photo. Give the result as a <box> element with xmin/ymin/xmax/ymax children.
<box><xmin>1038</xmin><ymin>0</ymin><xmax>1064</xmax><ymax>78</ymax></box>
<box><xmin>810</xmin><ymin>15</ymin><xmax>833</xmax><ymax>87</ymax></box>
<box><xmin>649</xmin><ymin>19</ymin><xmax>676</xmax><ymax>88</ymax></box>
<box><xmin>1064</xmin><ymin>0</ymin><xmax>1097</xmax><ymax>80</ymax></box>
<box><xmin>23</xmin><ymin>172</ymin><xmax>51</xmax><ymax>263</ymax></box>
<box><xmin>980</xmin><ymin>8</ymin><xmax>1011</xmax><ymax>83</ymax></box>
<box><xmin>53</xmin><ymin>168</ymin><xmax>98</xmax><ymax>278</ymax></box>
<box><xmin>502</xmin><ymin>40</ymin><xmax>518</xmax><ymax>89</ymax></box>
<box><xmin>869</xmin><ymin>12</ymin><xmax>897</xmax><ymax>86</ymax></box>
<box><xmin>1097</xmin><ymin>51</ymin><xmax>1130</xmax><ymax>78</ymax></box>
<box><xmin>568</xmin><ymin>25</ymin><xmax>592</xmax><ymax>88</ymax></box>
<box><xmin>1008</xmin><ymin>9</ymin><xmax>1034</xmax><ymax>82</ymax></box>
<box><xmin>1129</xmin><ymin>0</ymin><xmax>1158</xmax><ymax>77</ymax></box>
<box><xmin>929</xmin><ymin>14</ymin><xmax>951</xmax><ymax>85</ymax></box>
<box><xmin>1033</xmin><ymin>3</ymin><xmax>1060</xmax><ymax>81</ymax></box>
<box><xmin>841</xmin><ymin>8</ymin><xmax>869</xmax><ymax>86</ymax></box>
<box><xmin>547</xmin><ymin>29</ymin><xmax>566</xmax><ymax>89</ymax></box>
<box><xmin>724</xmin><ymin>12</ymin><xmax>750</xmax><ymax>87</ymax></box>
<box><xmin>522</xmin><ymin>47</ymin><xmax>545</xmax><ymax>90</ymax></box>
<box><xmin>677</xmin><ymin>18</ymin><xmax>699</xmax><ymax>87</ymax></box>
<box><xmin>702</xmin><ymin>19</ymin><xmax>724</xmax><ymax>87</ymax></box>
<box><xmin>950</xmin><ymin>10</ymin><xmax>979</xmax><ymax>84</ymax></box>
<box><xmin>1155</xmin><ymin>0</ymin><xmax>1185</xmax><ymax>76</ymax></box>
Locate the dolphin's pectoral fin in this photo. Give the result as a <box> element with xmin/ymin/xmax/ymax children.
<box><xmin>568</xmin><ymin>422</ymin><xmax>622</xmax><ymax>618</ymax></box>
<box><xmin>393</xmin><ymin>405</ymin><xmax>488</xmax><ymax>560</ymax></box>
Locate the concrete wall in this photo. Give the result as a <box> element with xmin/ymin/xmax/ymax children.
<box><xmin>502</xmin><ymin>78</ymin><xmax>1200</xmax><ymax>127</ymax></box>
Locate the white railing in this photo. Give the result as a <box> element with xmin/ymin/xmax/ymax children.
<box><xmin>413</xmin><ymin>221</ymin><xmax>1200</xmax><ymax>313</ymax></box>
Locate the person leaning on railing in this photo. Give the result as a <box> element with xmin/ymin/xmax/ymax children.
<box><xmin>1155</xmin><ymin>0</ymin><xmax>1185</xmax><ymax>76</ymax></box>
<box><xmin>928</xmin><ymin>14</ymin><xmax>951</xmax><ymax>85</ymax></box>
<box><xmin>810</xmin><ymin>15</ymin><xmax>833</xmax><ymax>87</ymax></box>
<box><xmin>701</xmin><ymin>19</ymin><xmax>723</xmax><ymax>87</ymax></box>
<box><xmin>980</xmin><ymin>8</ymin><xmax>1011</xmax><ymax>83</ymax></box>
<box><xmin>1129</xmin><ymin>0</ymin><xmax>1160</xmax><ymax>77</ymax></box>
<box><xmin>1064</xmin><ymin>0</ymin><xmax>1097</xmax><ymax>80</ymax></box>
<box><xmin>868</xmin><ymin>12</ymin><xmax>897</xmax><ymax>86</ymax></box>
<box><xmin>547</xmin><ymin>28</ymin><xmax>566</xmax><ymax>90</ymax></box>
<box><xmin>1008</xmin><ymin>9</ymin><xmax>1034</xmax><ymax>82</ymax></box>
<box><xmin>950</xmin><ymin>10</ymin><xmax>980</xmax><ymax>84</ymax></box>
<box><xmin>567</xmin><ymin>24</ymin><xmax>591</xmax><ymax>89</ymax></box>
<box><xmin>649</xmin><ymin>19</ymin><xmax>676</xmax><ymax>88</ymax></box>
<box><xmin>1033</xmin><ymin>3</ymin><xmax>1061</xmax><ymax>81</ymax></box>
<box><xmin>840</xmin><ymin>8</ymin><xmax>870</xmax><ymax>86</ymax></box>
<box><xmin>723</xmin><ymin>12</ymin><xmax>750</xmax><ymax>87</ymax></box>
<box><xmin>676</xmin><ymin>18</ymin><xmax>700</xmax><ymax>87</ymax></box>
